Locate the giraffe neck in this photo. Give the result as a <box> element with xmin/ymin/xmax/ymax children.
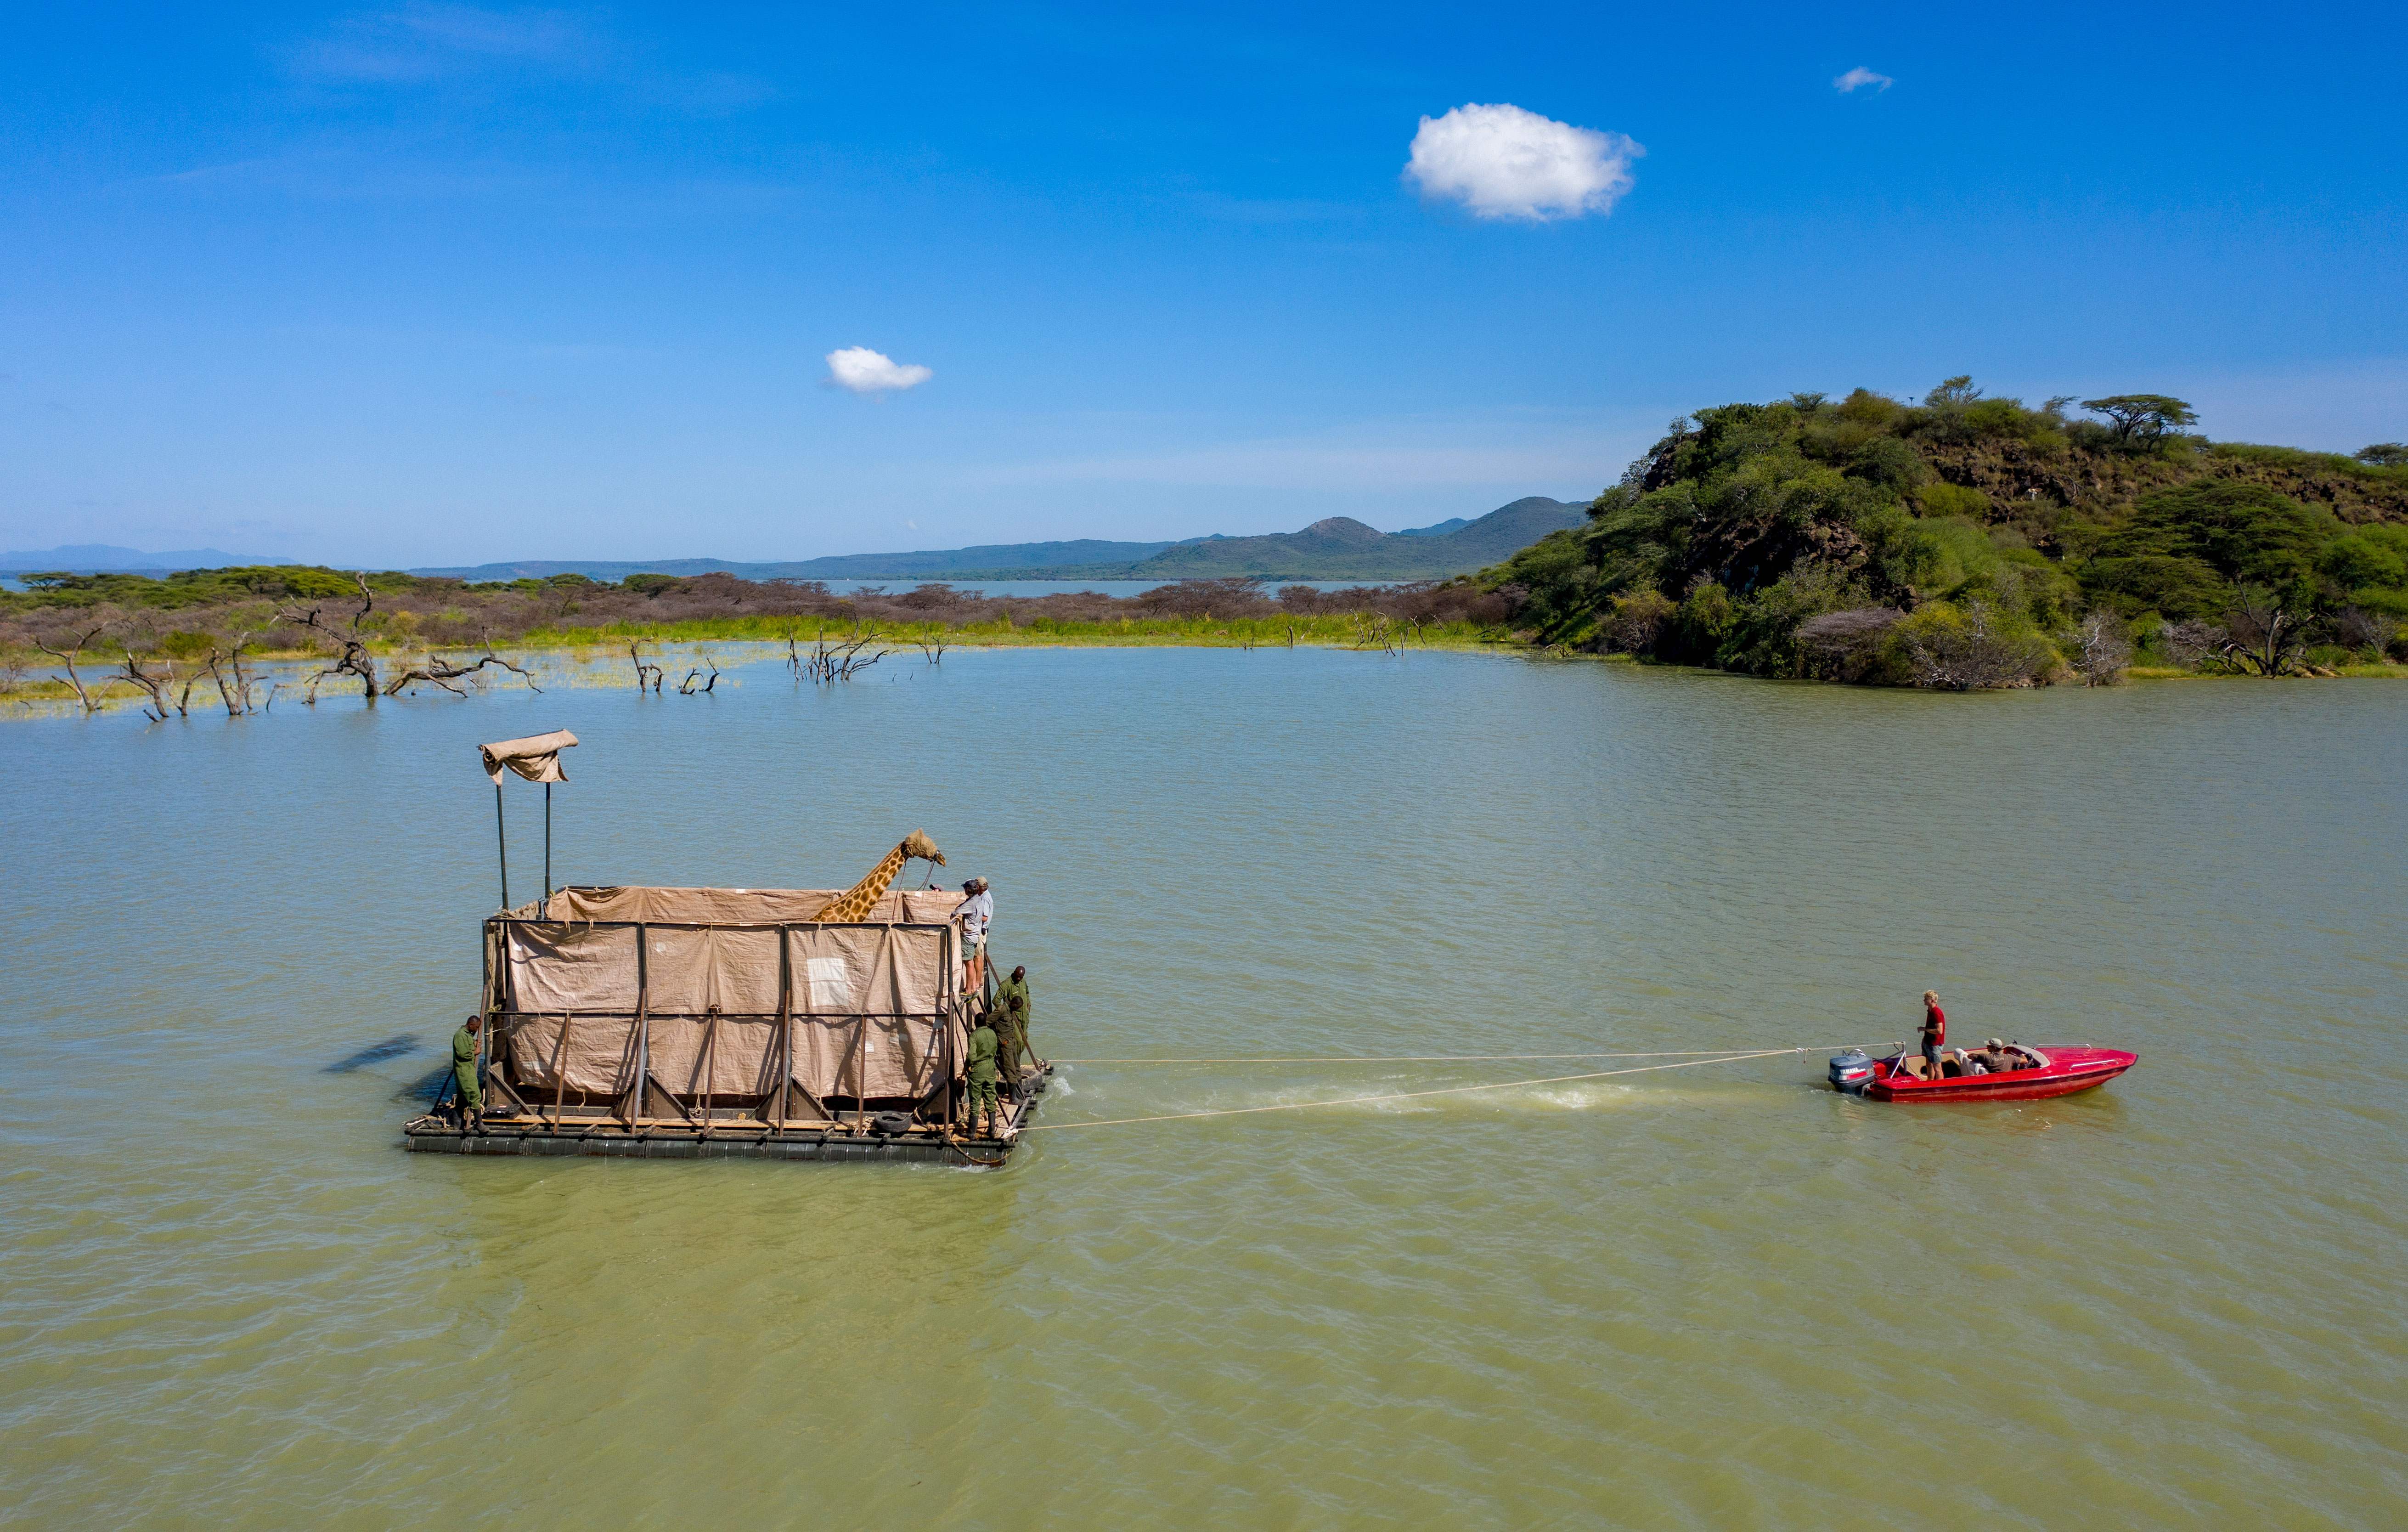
<box><xmin>818</xmin><ymin>843</ymin><xmax>908</xmax><ymax>921</ymax></box>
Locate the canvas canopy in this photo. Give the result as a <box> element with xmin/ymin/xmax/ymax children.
<box><xmin>490</xmin><ymin>888</ymin><xmax>968</xmax><ymax>1107</ymax></box>
<box><xmin>536</xmin><ymin>885</ymin><xmax>964</xmax><ymax>927</ymax></box>
<box><xmin>480</xmin><ymin>729</ymin><xmax>579</xmax><ymax>785</ymax></box>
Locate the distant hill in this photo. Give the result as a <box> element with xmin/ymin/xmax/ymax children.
<box><xmin>0</xmin><ymin>543</ymin><xmax>295</xmax><ymax>574</ymax></box>
<box><xmin>1091</xmin><ymin>498</ymin><xmax>1587</xmax><ymax>580</ymax></box>
<box><xmin>407</xmin><ymin>497</ymin><xmax>1589</xmax><ymax>584</ymax></box>
<box><xmin>407</xmin><ymin>538</ymin><xmax>1183</xmax><ymax>585</ymax></box>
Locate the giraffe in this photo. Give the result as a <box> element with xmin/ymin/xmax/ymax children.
<box><xmin>807</xmin><ymin>831</ymin><xmax>946</xmax><ymax>923</ymax></box>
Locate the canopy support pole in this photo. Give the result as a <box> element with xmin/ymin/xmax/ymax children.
<box><xmin>626</xmin><ymin>923</ymin><xmax>649</xmax><ymax>1129</ymax></box>
<box><xmin>773</xmin><ymin>928</ymin><xmax>792</xmax><ymax>1132</ymax></box>
<box><xmin>494</xmin><ymin>784</ymin><xmax>508</xmax><ymax>910</ymax></box>
<box><xmin>543</xmin><ymin>782</ymin><xmax>553</xmax><ymax>904</ymax></box>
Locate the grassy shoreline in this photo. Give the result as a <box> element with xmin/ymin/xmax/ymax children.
<box><xmin>10</xmin><ymin>622</ymin><xmax>2406</xmax><ymax>717</ymax></box>
<box><xmin>0</xmin><ymin>620</ymin><xmax>1512</xmax><ymax>714</ymax></box>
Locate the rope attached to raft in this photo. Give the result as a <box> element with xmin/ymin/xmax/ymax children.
<box><xmin>1049</xmin><ymin>1048</ymin><xmax>1840</xmax><ymax>1064</ymax></box>
<box><xmin>1023</xmin><ymin>1046</ymin><xmax>1860</xmax><ymax>1134</ymax></box>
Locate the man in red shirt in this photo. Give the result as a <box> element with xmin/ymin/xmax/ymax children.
<box><xmin>1919</xmin><ymin>990</ymin><xmax>1946</xmax><ymax>1079</ymax></box>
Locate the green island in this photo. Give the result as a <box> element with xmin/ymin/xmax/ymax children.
<box><xmin>8</xmin><ymin>377</ymin><xmax>2408</xmax><ymax>712</ymax></box>
<box><xmin>1495</xmin><ymin>379</ymin><xmax>2408</xmax><ymax>685</ymax></box>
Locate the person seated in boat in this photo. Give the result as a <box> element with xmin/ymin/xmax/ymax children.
<box><xmin>1967</xmin><ymin>1038</ymin><xmax>2015</xmax><ymax>1072</ymax></box>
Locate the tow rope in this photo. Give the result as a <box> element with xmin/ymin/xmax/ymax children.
<box><xmin>1048</xmin><ymin>1048</ymin><xmax>1819</xmax><ymax>1064</ymax></box>
<box><xmin>1022</xmin><ymin>1045</ymin><xmax>1867</xmax><ymax>1134</ymax></box>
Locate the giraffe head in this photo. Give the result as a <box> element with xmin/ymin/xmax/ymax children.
<box><xmin>902</xmin><ymin>830</ymin><xmax>946</xmax><ymax>867</ymax></box>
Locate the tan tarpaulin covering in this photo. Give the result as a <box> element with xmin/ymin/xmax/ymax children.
<box><xmin>536</xmin><ymin>885</ymin><xmax>964</xmax><ymax>926</ymax></box>
<box><xmin>497</xmin><ymin>917</ymin><xmax>963</xmax><ymax>1100</ymax></box>
<box><xmin>505</xmin><ymin>1013</ymin><xmax>947</xmax><ymax>1099</ymax></box>
<box><xmin>480</xmin><ymin>729</ymin><xmax>579</xmax><ymax>785</ymax></box>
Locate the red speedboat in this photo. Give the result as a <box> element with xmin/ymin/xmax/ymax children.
<box><xmin>1828</xmin><ymin>1044</ymin><xmax>2137</xmax><ymax>1103</ymax></box>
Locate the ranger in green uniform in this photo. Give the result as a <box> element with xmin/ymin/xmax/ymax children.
<box><xmin>452</xmin><ymin>1015</ymin><xmax>484</xmax><ymax>1131</ymax></box>
<box><xmin>993</xmin><ymin>966</ymin><xmax>1037</xmax><ymax>1084</ymax></box>
<box><xmin>964</xmin><ymin>1011</ymin><xmax>1001</xmax><ymax>1138</ymax></box>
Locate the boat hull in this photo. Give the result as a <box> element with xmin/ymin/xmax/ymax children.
<box><xmin>1863</xmin><ymin>1046</ymin><xmax>2135</xmax><ymax>1103</ymax></box>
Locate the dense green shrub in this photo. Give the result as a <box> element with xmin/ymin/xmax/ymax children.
<box><xmin>1487</xmin><ymin>376</ymin><xmax>2408</xmax><ymax>686</ymax></box>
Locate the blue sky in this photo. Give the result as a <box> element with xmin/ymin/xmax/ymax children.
<box><xmin>4</xmin><ymin>2</ymin><xmax>2402</xmax><ymax>567</ymax></box>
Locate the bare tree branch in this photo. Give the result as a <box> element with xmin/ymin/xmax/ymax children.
<box><xmin>34</xmin><ymin>626</ymin><xmax>107</xmax><ymax>714</ymax></box>
<box><xmin>116</xmin><ymin>648</ymin><xmax>179</xmax><ymax>721</ymax></box>
<box><xmin>276</xmin><ymin>573</ymin><xmax>382</xmax><ymax>705</ymax></box>
<box><xmin>2073</xmin><ymin>611</ymin><xmax>2132</xmax><ymax>686</ymax></box>
<box><xmin>630</xmin><ymin>640</ymin><xmax>663</xmax><ymax>692</ymax></box>
<box><xmin>383</xmin><ymin>645</ymin><xmax>542</xmax><ymax>698</ymax></box>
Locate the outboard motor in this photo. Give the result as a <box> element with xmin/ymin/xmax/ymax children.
<box><xmin>1828</xmin><ymin>1049</ymin><xmax>1876</xmax><ymax>1095</ymax></box>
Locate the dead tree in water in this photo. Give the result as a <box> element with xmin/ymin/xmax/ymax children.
<box><xmin>801</xmin><ymin>625</ymin><xmax>889</xmax><ymax>682</ymax></box>
<box><xmin>116</xmin><ymin>650</ymin><xmax>181</xmax><ymax>720</ymax></box>
<box><xmin>629</xmin><ymin>641</ymin><xmax>664</xmax><ymax>692</ymax></box>
<box><xmin>1348</xmin><ymin>615</ymin><xmax>1398</xmax><ymax>655</ymax></box>
<box><xmin>201</xmin><ymin>640</ymin><xmax>258</xmax><ymax>716</ymax></box>
<box><xmin>678</xmin><ymin>656</ymin><xmax>721</xmax><ymax>694</ymax></box>
<box><xmin>278</xmin><ymin>576</ymin><xmax>383</xmax><ymax>704</ymax></box>
<box><xmin>34</xmin><ymin>626</ymin><xmax>107</xmax><ymax>714</ymax></box>
<box><xmin>178</xmin><ymin>664</ymin><xmax>212</xmax><ymax>716</ymax></box>
<box><xmin>387</xmin><ymin>647</ymin><xmax>542</xmax><ymax>697</ymax></box>
<box><xmin>915</xmin><ymin>633</ymin><xmax>950</xmax><ymax>665</ymax></box>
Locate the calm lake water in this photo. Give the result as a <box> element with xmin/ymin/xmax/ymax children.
<box><xmin>3</xmin><ymin>649</ymin><xmax>2402</xmax><ymax>1528</ymax></box>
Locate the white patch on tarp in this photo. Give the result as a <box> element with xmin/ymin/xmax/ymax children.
<box><xmin>806</xmin><ymin>955</ymin><xmax>852</xmax><ymax>1011</ymax></box>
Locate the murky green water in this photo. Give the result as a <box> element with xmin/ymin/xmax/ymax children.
<box><xmin>3</xmin><ymin>650</ymin><xmax>2402</xmax><ymax>1527</ymax></box>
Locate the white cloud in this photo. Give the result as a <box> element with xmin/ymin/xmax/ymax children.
<box><xmin>289</xmin><ymin>5</ymin><xmax>598</xmax><ymax>82</ymax></box>
<box><xmin>825</xmin><ymin>346</ymin><xmax>933</xmax><ymax>396</ymax></box>
<box><xmin>1404</xmin><ymin>103</ymin><xmax>1641</xmax><ymax>222</ymax></box>
<box><xmin>1833</xmin><ymin>67</ymin><xmax>1894</xmax><ymax>94</ymax></box>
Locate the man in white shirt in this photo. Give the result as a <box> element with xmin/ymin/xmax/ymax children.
<box><xmin>955</xmin><ymin>877</ymin><xmax>994</xmax><ymax>993</ymax></box>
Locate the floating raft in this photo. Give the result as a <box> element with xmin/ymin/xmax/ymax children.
<box><xmin>404</xmin><ymin>882</ymin><xmax>1038</xmax><ymax>1166</ymax></box>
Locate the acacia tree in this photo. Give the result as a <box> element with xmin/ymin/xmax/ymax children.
<box><xmin>1900</xmin><ymin>601</ymin><xmax>2054</xmax><ymax>690</ymax></box>
<box><xmin>2219</xmin><ymin>586</ymin><xmax>2307</xmax><ymax>676</ymax></box>
<box><xmin>2081</xmin><ymin>395</ymin><xmax>2199</xmax><ymax>449</ymax></box>
<box><xmin>279</xmin><ymin>575</ymin><xmax>385</xmax><ymax>703</ymax></box>
<box><xmin>2357</xmin><ymin>443</ymin><xmax>2408</xmax><ymax>467</ymax></box>
<box><xmin>281</xmin><ymin>575</ymin><xmax>537</xmax><ymax>701</ymax></box>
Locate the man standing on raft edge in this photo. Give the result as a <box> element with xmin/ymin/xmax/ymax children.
<box><xmin>452</xmin><ymin>1015</ymin><xmax>483</xmax><ymax>1132</ymax></box>
<box><xmin>994</xmin><ymin>965</ymin><xmax>1038</xmax><ymax>1083</ymax></box>
<box><xmin>964</xmin><ymin>1008</ymin><xmax>1001</xmax><ymax>1138</ymax></box>
<box><xmin>955</xmin><ymin>876</ymin><xmax>994</xmax><ymax>992</ymax></box>
<box><xmin>1919</xmin><ymin>990</ymin><xmax>1947</xmax><ymax>1079</ymax></box>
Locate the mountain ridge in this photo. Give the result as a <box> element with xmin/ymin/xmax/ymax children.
<box><xmin>407</xmin><ymin>497</ymin><xmax>1587</xmax><ymax>584</ymax></box>
<box><xmin>0</xmin><ymin>543</ymin><xmax>295</xmax><ymax>573</ymax></box>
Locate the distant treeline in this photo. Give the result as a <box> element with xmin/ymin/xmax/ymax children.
<box><xmin>0</xmin><ymin>570</ymin><xmax>1520</xmax><ymax>710</ymax></box>
<box><xmin>12</xmin><ymin>381</ymin><xmax>2408</xmax><ymax>707</ymax></box>
<box><xmin>1</xmin><ymin>566</ymin><xmax>1511</xmax><ymax>643</ymax></box>
<box><xmin>1488</xmin><ymin>381</ymin><xmax>2408</xmax><ymax>685</ymax></box>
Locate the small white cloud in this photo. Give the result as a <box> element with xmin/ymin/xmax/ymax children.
<box><xmin>1833</xmin><ymin>67</ymin><xmax>1893</xmax><ymax>94</ymax></box>
<box><xmin>825</xmin><ymin>346</ymin><xmax>933</xmax><ymax>396</ymax></box>
<box><xmin>1404</xmin><ymin>103</ymin><xmax>1641</xmax><ymax>222</ymax></box>
<box><xmin>288</xmin><ymin>5</ymin><xmax>598</xmax><ymax>83</ymax></box>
